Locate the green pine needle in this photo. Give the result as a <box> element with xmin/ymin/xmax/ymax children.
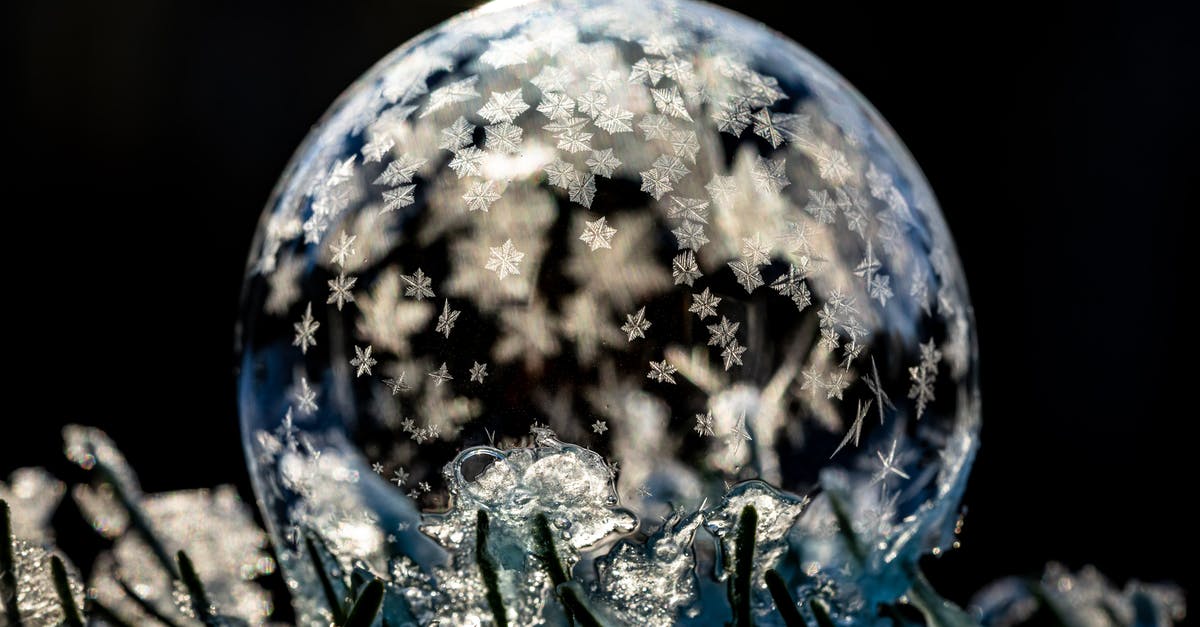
<box><xmin>557</xmin><ymin>582</ymin><xmax>607</xmax><ymax>627</ymax></box>
<box><xmin>342</xmin><ymin>579</ymin><xmax>384</xmax><ymax>627</ymax></box>
<box><xmin>306</xmin><ymin>531</ymin><xmax>349</xmax><ymax>624</ymax></box>
<box><xmin>532</xmin><ymin>512</ymin><xmax>609</xmax><ymax>626</ymax></box>
<box><xmin>1</xmin><ymin>499</ymin><xmax>21</xmax><ymax>626</ymax></box>
<box><xmin>50</xmin><ymin>554</ymin><xmax>83</xmax><ymax>627</ymax></box>
<box><xmin>177</xmin><ymin>550</ymin><xmax>219</xmax><ymax>626</ymax></box>
<box><xmin>907</xmin><ymin>570</ymin><xmax>975</xmax><ymax>627</ymax></box>
<box><xmin>825</xmin><ymin>490</ymin><xmax>866</xmax><ymax>566</ymax></box>
<box><xmin>532</xmin><ymin>513</ymin><xmax>569</xmax><ymax>587</ymax></box>
<box><xmin>764</xmin><ymin>569</ymin><xmax>804</xmax><ymax>627</ymax></box>
<box><xmin>115</xmin><ymin>572</ymin><xmax>185</xmax><ymax>627</ymax></box>
<box><xmin>731</xmin><ymin>504</ymin><xmax>758</xmax><ymax>627</ymax></box>
<box><xmin>809</xmin><ymin>598</ymin><xmax>837</xmax><ymax>627</ymax></box>
<box><xmin>476</xmin><ymin>510</ymin><xmax>509</xmax><ymax>627</ymax></box>
<box><xmin>91</xmin><ymin>463</ymin><xmax>177</xmax><ymax>578</ymax></box>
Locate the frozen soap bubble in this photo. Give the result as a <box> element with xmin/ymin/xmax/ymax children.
<box><xmin>237</xmin><ymin>0</ymin><xmax>979</xmax><ymax>623</ymax></box>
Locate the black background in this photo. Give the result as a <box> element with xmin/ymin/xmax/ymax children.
<box><xmin>5</xmin><ymin>0</ymin><xmax>1197</xmax><ymax>614</ymax></box>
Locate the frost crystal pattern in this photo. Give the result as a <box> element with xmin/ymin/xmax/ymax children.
<box><xmin>238</xmin><ymin>0</ymin><xmax>980</xmax><ymax>623</ymax></box>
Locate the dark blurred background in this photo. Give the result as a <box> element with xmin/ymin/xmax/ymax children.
<box><xmin>5</xmin><ymin>0</ymin><xmax>1197</xmax><ymax>613</ymax></box>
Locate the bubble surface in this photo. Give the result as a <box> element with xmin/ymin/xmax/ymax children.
<box><xmin>238</xmin><ymin>0</ymin><xmax>980</xmax><ymax>622</ymax></box>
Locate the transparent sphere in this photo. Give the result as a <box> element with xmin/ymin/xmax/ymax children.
<box><xmin>238</xmin><ymin>0</ymin><xmax>979</xmax><ymax>624</ymax></box>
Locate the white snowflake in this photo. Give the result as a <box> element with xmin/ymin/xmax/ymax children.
<box><xmin>694</xmin><ymin>412</ymin><xmax>715</xmax><ymax>437</ymax></box>
<box><xmin>629</xmin><ymin>57</ymin><xmax>666</xmax><ymax>85</ymax></box>
<box><xmin>328</xmin><ymin>230</ymin><xmax>357</xmax><ymax>268</ymax></box>
<box><xmin>568</xmin><ymin>174</ymin><xmax>596</xmax><ymax>207</ymax></box>
<box><xmin>770</xmin><ymin>266</ymin><xmax>812</xmax><ymax>311</ymax></box>
<box><xmin>294</xmin><ymin>377</ymin><xmax>317</xmax><ymax>414</ymax></box>
<box><xmin>448</xmin><ymin>146</ymin><xmax>484</xmax><ymax>178</ymax></box>
<box><xmin>326</xmin><ymin>273</ymin><xmax>357</xmax><ymax>310</ymax></box>
<box><xmin>586</xmin><ymin>69</ymin><xmax>622</xmax><ymax>93</ymax></box>
<box><xmin>401</xmin><ymin>268</ymin><xmax>434</xmax><ymax>301</ymax></box>
<box><xmin>651</xmin><ymin>86</ymin><xmax>692</xmax><ymax>121</ymax></box>
<box><xmin>477</xmin><ymin>88</ymin><xmax>529</xmax><ymax>123</ymax></box>
<box><xmin>464</xmin><ymin>180</ymin><xmax>501</xmax><ymax>212</ymax></box>
<box><xmin>728</xmin><ymin>258</ymin><xmax>764</xmax><ymax>293</ymax></box>
<box><xmin>638</xmin><ymin>113</ymin><xmax>673</xmax><ymax>141</ymax></box>
<box><xmin>908</xmin><ymin>339</ymin><xmax>941</xmax><ymax>419</ymax></box>
<box><xmin>326</xmin><ymin>156</ymin><xmax>356</xmax><ymax>187</ymax></box>
<box><xmin>832</xmin><ymin>398</ymin><xmax>873</xmax><ymax>458</ymax></box>
<box><xmin>689</xmin><ymin>288</ymin><xmax>721</xmax><ymax>319</ymax></box>
<box><xmin>654</xmin><ymin>155</ymin><xmax>690</xmax><ymax>181</ymax></box>
<box><xmin>469</xmin><ymin>361</ymin><xmax>489</xmax><ymax>383</ymax></box>
<box><xmin>361</xmin><ymin>134</ymin><xmax>394</xmax><ymax>163</ymax></box>
<box><xmin>383</xmin><ymin>372</ymin><xmax>410</xmax><ymax>395</ymax></box>
<box><xmin>579</xmin><ymin>216</ymin><xmax>617</xmax><ymax>251</ymax></box>
<box><xmin>672</xmin><ymin>220</ymin><xmax>709</xmax><ymax>250</ymax></box>
<box><xmin>438</xmin><ymin>116</ymin><xmax>476</xmax><ymax>152</ymax></box>
<box><xmin>374</xmin><ymin>154</ymin><xmax>426</xmax><ymax>186</ymax></box>
<box><xmin>825</xmin><ymin>369</ymin><xmax>850</xmax><ymax>400</ymax></box>
<box><xmin>813</xmin><ymin>144</ymin><xmax>852</xmax><ymax>183</ymax></box>
<box><xmin>586</xmin><ymin>149</ymin><xmax>622</xmax><ymax>178</ymax></box>
<box><xmin>647</xmin><ymin>359</ymin><xmax>677</xmax><ymax>384</ymax></box>
<box><xmin>435</xmin><ymin>299</ymin><xmax>460</xmax><ymax>338</ymax></box>
<box><xmin>621</xmin><ymin>306</ymin><xmax>652</xmax><ymax>341</ymax></box>
<box><xmin>591</xmin><ymin>420</ymin><xmax>608</xmax><ymax>434</ymax></box>
<box><xmin>381</xmin><ymin>184</ymin><xmax>416</xmax><ymax>213</ymax></box>
<box><xmin>594</xmin><ymin>105</ymin><xmax>634</xmax><ymax>133</ymax></box>
<box><xmin>751</xmin><ymin>156</ymin><xmax>790</xmax><ymax>195</ymax></box>
<box><xmin>721</xmin><ymin>341</ymin><xmax>746</xmax><ymax>371</ymax></box>
<box><xmin>484</xmin><ymin>122</ymin><xmax>523</xmax><ymax>154</ymax></box>
<box><xmin>729</xmin><ymin>412</ymin><xmax>753</xmax><ymax>456</ymax></box>
<box><xmin>428</xmin><ymin>362</ymin><xmax>453</xmax><ymax>386</ymax></box>
<box><xmin>868</xmin><ymin>273</ymin><xmax>894</xmax><ymax>307</ymax></box>
<box><xmin>871</xmin><ymin>439</ymin><xmax>911</xmax><ymax>486</ymax></box>
<box><xmin>741</xmin><ymin>233</ymin><xmax>772</xmax><ymax>267</ymax></box>
<box><xmin>544</xmin><ymin>158</ymin><xmax>579</xmax><ymax>188</ymax></box>
<box><xmin>668</xmin><ymin>196</ymin><xmax>710</xmax><ymax>223</ymax></box>
<box><xmin>672</xmin><ymin>250</ymin><xmax>702</xmax><ymax>286</ymax></box>
<box><xmin>576</xmin><ymin>90</ymin><xmax>608</xmax><ymax>116</ymax></box>
<box><xmin>293</xmin><ymin>302</ymin><xmax>320</xmax><ymax>354</ymax></box>
<box><xmin>350</xmin><ymin>345</ymin><xmax>376</xmax><ymax>377</ymax></box>
<box><xmin>854</xmin><ymin>242</ymin><xmax>882</xmax><ymax>281</ymax></box>
<box><xmin>800</xmin><ymin>365</ymin><xmax>824</xmax><ymax>399</ymax></box>
<box><xmin>751</xmin><ymin>109</ymin><xmax>811</xmax><ymax>148</ymax></box>
<box><xmin>485</xmin><ymin>239</ymin><xmax>525</xmax><ymax>280</ymax></box>
<box><xmin>422</xmin><ymin>76</ymin><xmax>479</xmax><ymax>118</ymax></box>
<box><xmin>556</xmin><ymin>128</ymin><xmax>593</xmax><ymax>153</ymax></box>
<box><xmin>639</xmin><ymin>167</ymin><xmax>673</xmax><ymax>199</ymax></box>
<box><xmin>537</xmin><ymin>92</ymin><xmax>575</xmax><ymax>120</ymax></box>
<box><xmin>707</xmin><ymin>316</ymin><xmax>739</xmax><ymax>347</ymax></box>
<box><xmin>670</xmin><ymin>129</ymin><xmax>700</xmax><ymax>162</ymax></box>
<box><xmin>705</xmin><ymin>175</ymin><xmax>737</xmax><ymax>207</ymax></box>
<box><xmin>713</xmin><ymin>103</ymin><xmax>751</xmax><ymax>136</ymax></box>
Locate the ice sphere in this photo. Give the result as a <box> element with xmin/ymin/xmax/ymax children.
<box><xmin>237</xmin><ymin>0</ymin><xmax>979</xmax><ymax>623</ymax></box>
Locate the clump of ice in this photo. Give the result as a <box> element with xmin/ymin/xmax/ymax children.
<box><xmin>424</xmin><ymin>427</ymin><xmax>636</xmax><ymax>556</ymax></box>
<box><xmin>591</xmin><ymin>508</ymin><xmax>705</xmax><ymax>626</ymax></box>
<box><xmin>395</xmin><ymin>427</ymin><xmax>637</xmax><ymax>625</ymax></box>
<box><xmin>703</xmin><ymin>480</ymin><xmax>809</xmax><ymax>614</ymax></box>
